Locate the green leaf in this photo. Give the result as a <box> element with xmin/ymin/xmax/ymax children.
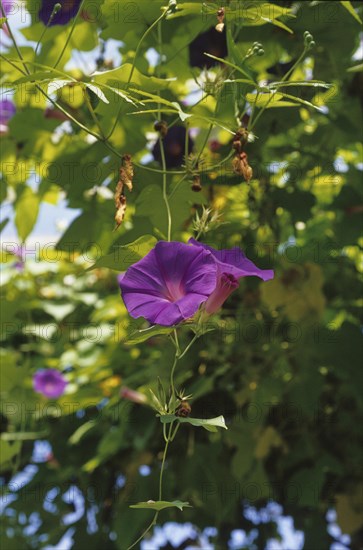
<box><xmin>85</xmin><ymin>83</ymin><xmax>109</xmax><ymax>104</ymax></box>
<box><xmin>204</xmin><ymin>53</ymin><xmax>256</xmax><ymax>82</ymax></box>
<box><xmin>96</xmin><ymin>83</ymin><xmax>140</xmax><ymax>105</ymax></box>
<box><xmin>159</xmin><ymin>414</ymin><xmax>228</xmax><ymax>432</ymax></box>
<box><xmin>0</xmin><ymin>440</ymin><xmax>21</xmax><ymax>469</ymax></box>
<box><xmin>340</xmin><ymin>1</ymin><xmax>362</xmax><ymax>24</ymax></box>
<box><xmin>14</xmin><ymin>185</ymin><xmax>40</xmax><ymax>242</ymax></box>
<box><xmin>87</xmin><ymin>235</ymin><xmax>157</xmax><ymax>271</ymax></box>
<box><xmin>268</xmin><ymin>80</ymin><xmax>332</xmax><ymax>89</ymax></box>
<box><xmin>130</xmin><ymin>500</ymin><xmax>192</xmax><ymax>511</ymax></box>
<box><xmin>68</xmin><ymin>421</ymin><xmax>95</xmax><ymax>445</ymax></box>
<box><xmin>347</xmin><ymin>63</ymin><xmax>363</xmax><ymax>73</ymax></box>
<box><xmin>0</xmin><ymin>17</ymin><xmax>7</xmax><ymax>28</ymax></box>
<box><xmin>125</xmin><ymin>324</ymin><xmax>173</xmax><ymax>345</ymax></box>
<box><xmin>93</xmin><ymin>63</ymin><xmax>172</xmax><ymax>91</ymax></box>
<box><xmin>165</xmin><ymin>3</ymin><xmax>203</xmax><ymax>19</ymax></box>
<box><xmin>246</xmin><ymin>91</ymin><xmax>285</xmax><ymax>106</ymax></box>
<box><xmin>247</xmin><ymin>90</ymin><xmax>324</xmax><ymax>111</ymax></box>
<box><xmin>1</xmin><ymin>432</ymin><xmax>47</xmax><ymax>441</ymax></box>
<box><xmin>228</xmin><ymin>3</ymin><xmax>294</xmax><ymax>33</ymax></box>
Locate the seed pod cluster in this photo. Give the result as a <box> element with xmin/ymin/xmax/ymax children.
<box><xmin>114</xmin><ymin>154</ymin><xmax>133</xmax><ymax>230</ymax></box>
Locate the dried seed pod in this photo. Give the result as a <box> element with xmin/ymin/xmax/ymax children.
<box><xmin>114</xmin><ymin>154</ymin><xmax>134</xmax><ymax>230</ymax></box>
<box><xmin>232</xmin><ymin>151</ymin><xmax>253</xmax><ymax>182</ymax></box>
<box><xmin>119</xmin><ymin>153</ymin><xmax>133</xmax><ymax>192</ymax></box>
<box><xmin>232</xmin><ymin>128</ymin><xmax>249</xmax><ymax>152</ymax></box>
<box><xmin>114</xmin><ymin>194</ymin><xmax>127</xmax><ymax>230</ymax></box>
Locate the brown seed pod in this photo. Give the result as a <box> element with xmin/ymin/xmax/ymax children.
<box><xmin>154</xmin><ymin>120</ymin><xmax>168</xmax><ymax>138</ymax></box>
<box><xmin>232</xmin><ymin>151</ymin><xmax>253</xmax><ymax>182</ymax></box>
<box><xmin>175</xmin><ymin>400</ymin><xmax>192</xmax><ymax>417</ymax></box>
<box><xmin>191</xmin><ymin>174</ymin><xmax>202</xmax><ymax>192</ymax></box>
<box><xmin>215</xmin><ymin>6</ymin><xmax>225</xmax><ymax>32</ymax></box>
<box><xmin>232</xmin><ymin>128</ymin><xmax>249</xmax><ymax>152</ymax></box>
<box><xmin>114</xmin><ymin>154</ymin><xmax>134</xmax><ymax>230</ymax></box>
<box><xmin>120</xmin><ymin>153</ymin><xmax>133</xmax><ymax>192</ymax></box>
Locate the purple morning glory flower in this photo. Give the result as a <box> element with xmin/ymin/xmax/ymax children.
<box><xmin>1</xmin><ymin>0</ymin><xmax>14</xmax><ymax>16</ymax></box>
<box><xmin>188</xmin><ymin>238</ymin><xmax>274</xmax><ymax>314</ymax></box>
<box><xmin>33</xmin><ymin>369</ymin><xmax>67</xmax><ymax>399</ymax></box>
<box><xmin>7</xmin><ymin>243</ymin><xmax>25</xmax><ymax>271</ymax></box>
<box><xmin>119</xmin><ymin>241</ymin><xmax>218</xmax><ymax>326</ymax></box>
<box><xmin>0</xmin><ymin>99</ymin><xmax>16</xmax><ymax>131</ymax></box>
<box><xmin>38</xmin><ymin>0</ymin><xmax>82</xmax><ymax>27</ymax></box>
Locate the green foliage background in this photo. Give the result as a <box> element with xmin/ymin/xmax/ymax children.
<box><xmin>1</xmin><ymin>1</ymin><xmax>362</xmax><ymax>548</ymax></box>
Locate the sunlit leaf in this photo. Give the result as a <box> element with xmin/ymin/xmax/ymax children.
<box><xmin>87</xmin><ymin>235</ymin><xmax>157</xmax><ymax>271</ymax></box>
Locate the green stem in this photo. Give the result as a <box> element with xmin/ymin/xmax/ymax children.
<box><xmin>126</xmin><ymin>512</ymin><xmax>159</xmax><ymax>550</ymax></box>
<box><xmin>170</xmin><ymin>423</ymin><xmax>180</xmax><ymax>442</ymax></box>
<box><xmin>169</xmin><ymin>353</ymin><xmax>179</xmax><ymax>401</ymax></box>
<box><xmin>0</xmin><ymin>3</ymin><xmax>30</xmax><ymax>75</ymax></box>
<box><xmin>1</xmin><ymin>54</ymin><xmax>126</xmax><ymax>162</ymax></box>
<box><xmin>159</xmin><ymin>423</ymin><xmax>173</xmax><ymax>500</ymax></box>
<box><xmin>105</xmin><ymin>7</ymin><xmax>169</xmax><ymax>141</ymax></box>
<box><xmin>34</xmin><ymin>4</ymin><xmax>62</xmax><ymax>59</ymax></box>
<box><xmin>83</xmin><ymin>88</ymin><xmax>106</xmax><ymax>139</ymax></box>
<box><xmin>53</xmin><ymin>0</ymin><xmax>86</xmax><ymax>69</ymax></box>
<box><xmin>132</xmin><ymin>162</ymin><xmax>185</xmax><ymax>175</ymax></box>
<box><xmin>179</xmin><ymin>334</ymin><xmax>199</xmax><ymax>359</ymax></box>
<box><xmin>160</xmin><ymin>136</ymin><xmax>172</xmax><ymax>241</ymax></box>
<box><xmin>249</xmin><ymin>47</ymin><xmax>308</xmax><ymax>131</ymax></box>
<box><xmin>193</xmin><ymin>123</ymin><xmax>212</xmax><ymax>169</ymax></box>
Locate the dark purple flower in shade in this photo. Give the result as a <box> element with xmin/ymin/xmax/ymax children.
<box><xmin>0</xmin><ymin>99</ymin><xmax>16</xmax><ymax>131</ymax></box>
<box><xmin>119</xmin><ymin>241</ymin><xmax>217</xmax><ymax>326</ymax></box>
<box><xmin>188</xmin><ymin>238</ymin><xmax>274</xmax><ymax>314</ymax></box>
<box><xmin>33</xmin><ymin>369</ymin><xmax>67</xmax><ymax>399</ymax></box>
<box><xmin>152</xmin><ymin>126</ymin><xmax>194</xmax><ymax>168</ymax></box>
<box><xmin>38</xmin><ymin>0</ymin><xmax>82</xmax><ymax>27</ymax></box>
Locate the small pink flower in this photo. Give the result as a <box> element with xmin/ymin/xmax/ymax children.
<box><xmin>120</xmin><ymin>386</ymin><xmax>147</xmax><ymax>404</ymax></box>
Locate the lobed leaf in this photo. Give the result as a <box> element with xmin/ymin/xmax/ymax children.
<box><xmin>130</xmin><ymin>500</ymin><xmax>192</xmax><ymax>511</ymax></box>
